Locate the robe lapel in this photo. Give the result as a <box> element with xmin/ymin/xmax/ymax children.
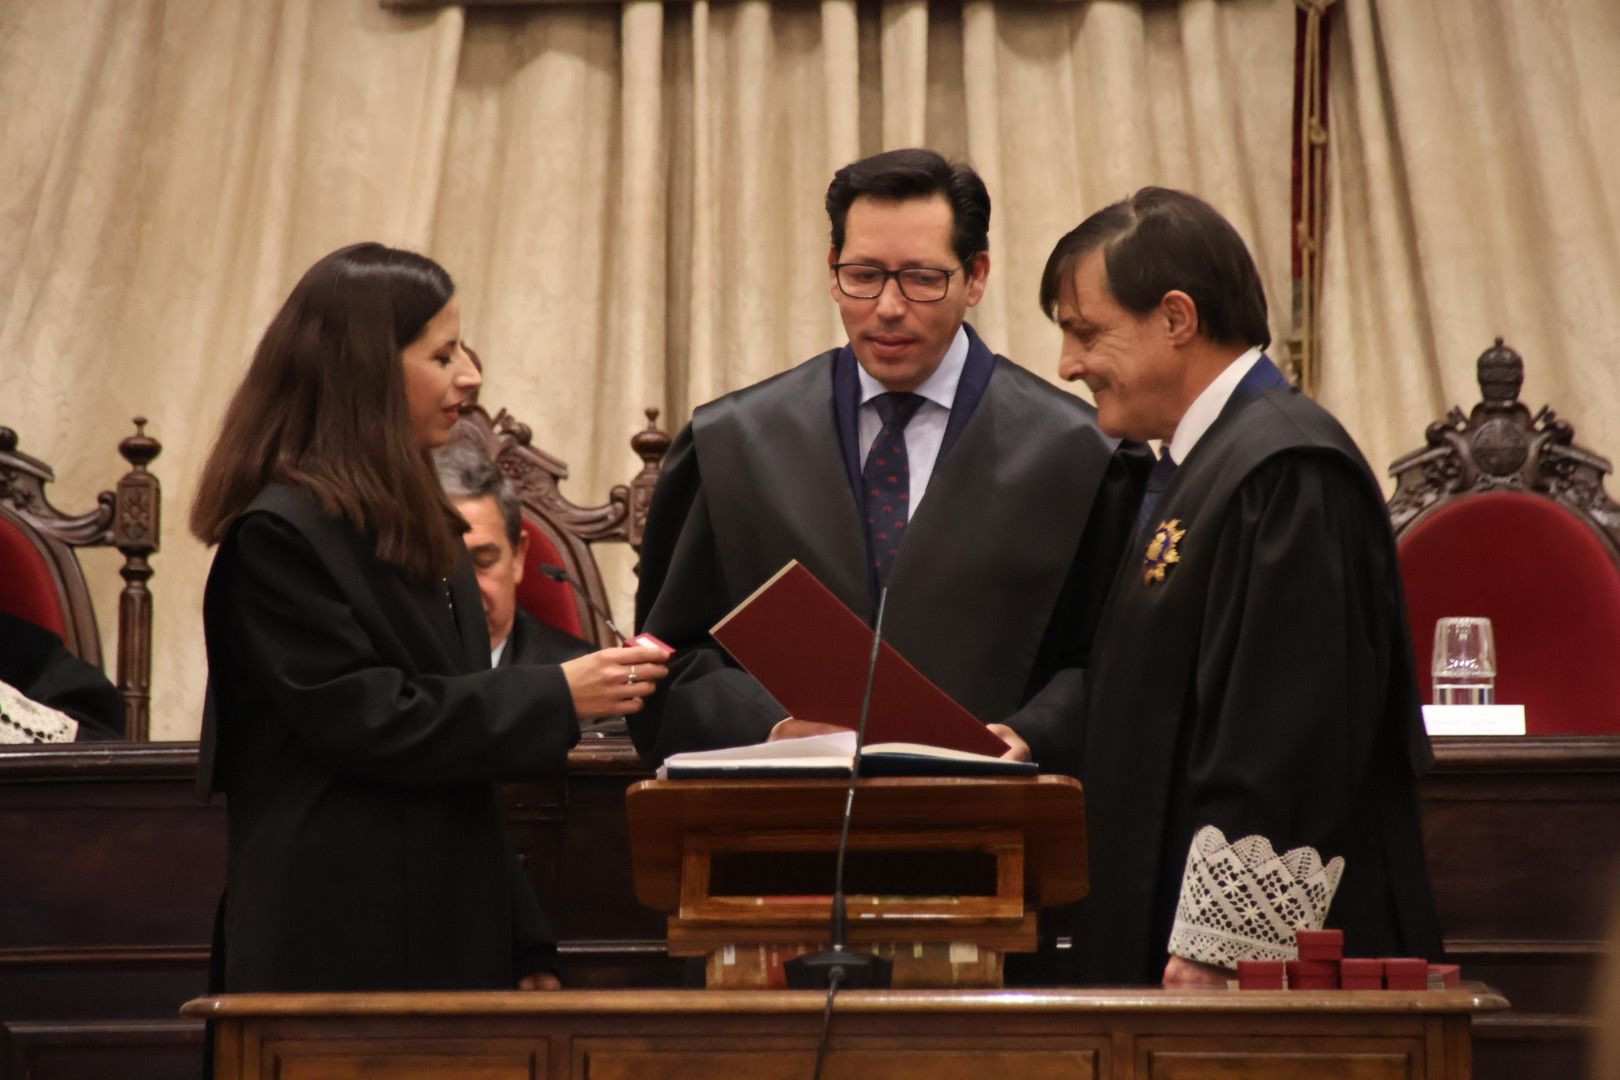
<box><xmin>448</xmin><ymin>557</ymin><xmax>492</xmax><ymax>672</ymax></box>
<box><xmin>761</xmin><ymin>358</ymin><xmax>872</xmax><ymax>614</ymax></box>
<box><xmin>939</xmin><ymin>323</ymin><xmax>995</xmax><ymax>455</ymax></box>
<box><xmin>694</xmin><ymin>354</ymin><xmax>873</xmax><ymax>616</ymax></box>
<box><xmin>833</xmin><ymin>348</ymin><xmax>864</xmax><ymax>505</ymax></box>
<box><xmin>390</xmin><ymin>571</ymin><xmax>468</xmax><ymax>677</ymax></box>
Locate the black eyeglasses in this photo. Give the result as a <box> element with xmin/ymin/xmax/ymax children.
<box><xmin>833</xmin><ymin>263</ymin><xmax>960</xmax><ymax>303</ymax></box>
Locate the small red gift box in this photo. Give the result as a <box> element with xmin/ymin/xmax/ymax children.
<box><xmin>1383</xmin><ymin>957</ymin><xmax>1429</xmax><ymax>991</ymax></box>
<box><xmin>1236</xmin><ymin>960</ymin><xmax>1285</xmax><ymax>990</ymax></box>
<box><xmin>1286</xmin><ymin>959</ymin><xmax>1339</xmax><ymax>990</ymax></box>
<box><xmin>1428</xmin><ymin>963</ymin><xmax>1460</xmax><ymax>989</ymax></box>
<box><xmin>1294</xmin><ymin>929</ymin><xmax>1344</xmax><ymax>962</ymax></box>
<box><xmin>1339</xmin><ymin>958</ymin><xmax>1385</xmax><ymax>990</ymax></box>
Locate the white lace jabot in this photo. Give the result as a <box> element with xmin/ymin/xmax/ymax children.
<box><xmin>0</xmin><ymin>679</ymin><xmax>80</xmax><ymax>744</ymax></box>
<box><xmin>1167</xmin><ymin>824</ymin><xmax>1344</xmax><ymax>969</ymax></box>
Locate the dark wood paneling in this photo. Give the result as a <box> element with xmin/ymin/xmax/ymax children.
<box><xmin>4</xmin><ymin>735</ymin><xmax>1618</xmax><ymax>1079</ymax></box>
<box><xmin>1</xmin><ymin>1020</ymin><xmax>202</xmax><ymax>1080</ymax></box>
<box><xmin>1421</xmin><ymin>735</ymin><xmax>1620</xmax><ymax>1076</ymax></box>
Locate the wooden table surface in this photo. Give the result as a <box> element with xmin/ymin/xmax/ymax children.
<box><xmin>184</xmin><ymin>985</ymin><xmax>1509</xmax><ymax>1080</ymax></box>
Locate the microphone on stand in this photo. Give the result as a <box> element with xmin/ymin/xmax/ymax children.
<box><xmin>537</xmin><ymin>563</ymin><xmax>626</xmax><ymax>644</ymax></box>
<box><xmin>786</xmin><ymin>586</ymin><xmax>894</xmax><ymax>999</ymax></box>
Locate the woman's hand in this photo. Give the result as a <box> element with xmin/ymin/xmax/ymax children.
<box><xmin>560</xmin><ymin>643</ymin><xmax>671</xmax><ymax>720</ymax></box>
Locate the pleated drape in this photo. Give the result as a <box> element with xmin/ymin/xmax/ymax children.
<box><xmin>4</xmin><ymin>0</ymin><xmax>1341</xmax><ymax>737</ymax></box>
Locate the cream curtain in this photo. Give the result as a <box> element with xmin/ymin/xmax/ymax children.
<box><xmin>1319</xmin><ymin>0</ymin><xmax>1620</xmax><ymax>477</ymax></box>
<box><xmin>2</xmin><ymin>0</ymin><xmax>464</xmax><ymax>739</ymax></box>
<box><xmin>2</xmin><ymin>0</ymin><xmax>1293</xmax><ymax>738</ymax></box>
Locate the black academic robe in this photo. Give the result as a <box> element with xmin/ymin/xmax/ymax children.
<box><xmin>1074</xmin><ymin>361</ymin><xmax>1443</xmax><ymax>985</ymax></box>
<box><xmin>198</xmin><ymin>484</ymin><xmax>578</xmax><ymax>992</ymax></box>
<box><xmin>632</xmin><ymin>324</ymin><xmax>1146</xmax><ymax>768</ymax></box>
<box><xmin>0</xmin><ymin>611</ymin><xmax>122</xmax><ymax>740</ymax></box>
<box><xmin>498</xmin><ymin>608</ymin><xmax>594</xmax><ymax>668</ymax></box>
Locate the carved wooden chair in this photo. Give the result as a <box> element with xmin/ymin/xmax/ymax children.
<box><xmin>1388</xmin><ymin>339</ymin><xmax>1620</xmax><ymax>733</ymax></box>
<box><xmin>0</xmin><ymin>420</ymin><xmax>162</xmax><ymax>738</ymax></box>
<box><xmin>446</xmin><ymin>405</ymin><xmax>670</xmax><ymax>648</ymax></box>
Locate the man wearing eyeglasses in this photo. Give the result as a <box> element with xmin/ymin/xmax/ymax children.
<box><xmin>632</xmin><ymin>148</ymin><xmax>1146</xmax><ymax>776</ymax></box>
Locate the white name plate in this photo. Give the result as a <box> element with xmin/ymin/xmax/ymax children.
<box><xmin>1422</xmin><ymin>704</ymin><xmax>1527</xmax><ymax>736</ymax></box>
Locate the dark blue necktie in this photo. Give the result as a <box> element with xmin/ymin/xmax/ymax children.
<box><xmin>1133</xmin><ymin>446</ymin><xmax>1179</xmax><ymax>543</ymax></box>
<box><xmin>863</xmin><ymin>392</ymin><xmax>927</xmax><ymax>584</ymax></box>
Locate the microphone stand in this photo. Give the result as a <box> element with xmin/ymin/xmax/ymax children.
<box><xmin>787</xmin><ymin>587</ymin><xmax>893</xmax><ymax>1077</ymax></box>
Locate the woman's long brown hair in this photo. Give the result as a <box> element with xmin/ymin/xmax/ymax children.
<box><xmin>190</xmin><ymin>243</ymin><xmax>464</xmax><ymax>583</ymax></box>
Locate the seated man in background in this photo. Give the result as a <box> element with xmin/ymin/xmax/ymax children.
<box><xmin>1041</xmin><ymin>187</ymin><xmax>1442</xmax><ymax>986</ymax></box>
<box><xmin>435</xmin><ymin>444</ymin><xmax>593</xmax><ymax>668</ymax></box>
<box><xmin>0</xmin><ymin>610</ymin><xmax>122</xmax><ymax>742</ymax></box>
<box><xmin>633</xmin><ymin>147</ymin><xmax>1146</xmax><ymax>769</ymax></box>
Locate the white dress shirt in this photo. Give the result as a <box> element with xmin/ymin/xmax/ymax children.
<box><xmin>855</xmin><ymin>326</ymin><xmax>968</xmax><ymax>519</ymax></box>
<box><xmin>1165</xmin><ymin>346</ymin><xmax>1264</xmax><ymax>466</ymax></box>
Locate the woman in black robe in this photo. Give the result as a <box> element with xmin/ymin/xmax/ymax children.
<box><xmin>191</xmin><ymin>243</ymin><xmax>669</xmax><ymax>993</ymax></box>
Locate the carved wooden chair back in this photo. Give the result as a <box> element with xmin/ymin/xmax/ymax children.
<box><xmin>1388</xmin><ymin>340</ymin><xmax>1620</xmax><ymax>733</ymax></box>
<box><xmin>445</xmin><ymin>405</ymin><xmax>670</xmax><ymax>649</ymax></box>
<box><xmin>0</xmin><ymin>421</ymin><xmax>162</xmax><ymax>738</ymax></box>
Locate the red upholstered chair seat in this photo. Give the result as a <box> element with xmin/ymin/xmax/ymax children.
<box><xmin>515</xmin><ymin>516</ymin><xmax>585</xmax><ymax>638</ymax></box>
<box><xmin>1400</xmin><ymin>491</ymin><xmax>1620</xmax><ymax>734</ymax></box>
<box><xmin>0</xmin><ymin>511</ymin><xmax>71</xmax><ymax>640</ymax></box>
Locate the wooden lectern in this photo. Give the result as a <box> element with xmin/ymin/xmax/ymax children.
<box><xmin>626</xmin><ymin>775</ymin><xmax>1086</xmax><ymax>987</ymax></box>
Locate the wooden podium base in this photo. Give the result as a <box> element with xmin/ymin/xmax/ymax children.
<box><xmin>629</xmin><ymin>776</ymin><xmax>1089</xmax><ymax>991</ymax></box>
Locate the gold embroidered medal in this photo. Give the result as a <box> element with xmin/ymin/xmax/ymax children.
<box><xmin>1142</xmin><ymin>518</ymin><xmax>1186</xmax><ymax>584</ymax></box>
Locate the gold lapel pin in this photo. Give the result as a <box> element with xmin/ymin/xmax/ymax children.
<box><xmin>1143</xmin><ymin>518</ymin><xmax>1186</xmax><ymax>584</ymax></box>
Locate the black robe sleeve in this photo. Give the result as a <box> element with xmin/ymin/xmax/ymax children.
<box><xmin>218</xmin><ymin>514</ymin><xmax>580</xmax><ymax>785</ymax></box>
<box><xmin>0</xmin><ymin>612</ymin><xmax>123</xmax><ymax>740</ymax></box>
<box><xmin>507</xmin><ymin>845</ymin><xmax>560</xmax><ymax>979</ymax></box>
<box><xmin>630</xmin><ymin>425</ymin><xmax>787</xmax><ymax>764</ymax></box>
<box><xmin>1003</xmin><ymin>441</ymin><xmax>1152</xmax><ymax>773</ymax></box>
<box><xmin>1173</xmin><ymin>451</ymin><xmax>1413</xmax><ymax>889</ymax></box>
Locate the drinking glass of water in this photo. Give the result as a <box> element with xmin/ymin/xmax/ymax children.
<box><xmin>1431</xmin><ymin>616</ymin><xmax>1497</xmax><ymax>705</ymax></box>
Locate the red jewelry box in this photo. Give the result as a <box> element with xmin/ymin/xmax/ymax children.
<box><xmin>1383</xmin><ymin>957</ymin><xmax>1429</xmax><ymax>990</ymax></box>
<box><xmin>1286</xmin><ymin>959</ymin><xmax>1339</xmax><ymax>990</ymax></box>
<box><xmin>1236</xmin><ymin>960</ymin><xmax>1285</xmax><ymax>990</ymax></box>
<box><xmin>1294</xmin><ymin>929</ymin><xmax>1344</xmax><ymax>962</ymax></box>
<box><xmin>1428</xmin><ymin>962</ymin><xmax>1460</xmax><ymax>989</ymax></box>
<box><xmin>1339</xmin><ymin>957</ymin><xmax>1384</xmax><ymax>990</ymax></box>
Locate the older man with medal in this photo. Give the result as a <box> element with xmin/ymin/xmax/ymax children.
<box><xmin>1043</xmin><ymin>188</ymin><xmax>1443</xmax><ymax>987</ymax></box>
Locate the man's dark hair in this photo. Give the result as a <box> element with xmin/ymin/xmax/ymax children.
<box><xmin>1039</xmin><ymin>186</ymin><xmax>1270</xmax><ymax>350</ymax></box>
<box><xmin>435</xmin><ymin>443</ymin><xmax>523</xmax><ymax>551</ymax></box>
<box><xmin>826</xmin><ymin>148</ymin><xmax>990</xmax><ymax>268</ymax></box>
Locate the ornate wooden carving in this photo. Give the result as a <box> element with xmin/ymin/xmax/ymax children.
<box><xmin>1388</xmin><ymin>338</ymin><xmax>1620</xmax><ymax>552</ymax></box>
<box><xmin>114</xmin><ymin>421</ymin><xmax>162</xmax><ymax>739</ymax></box>
<box><xmin>445</xmin><ymin>405</ymin><xmax>671</xmax><ymax>647</ymax></box>
<box><xmin>0</xmin><ymin>420</ymin><xmax>162</xmax><ymax>739</ymax></box>
<box><xmin>627</xmin><ymin>408</ymin><xmax>673</xmax><ymax>550</ymax></box>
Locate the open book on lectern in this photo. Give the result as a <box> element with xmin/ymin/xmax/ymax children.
<box><xmin>685</xmin><ymin>560</ymin><xmax>1023</xmax><ymax>771</ymax></box>
<box><xmin>658</xmin><ymin>729</ymin><xmax>1035</xmax><ymax>779</ymax></box>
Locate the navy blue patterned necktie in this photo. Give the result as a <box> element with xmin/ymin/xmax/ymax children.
<box><xmin>863</xmin><ymin>392</ymin><xmax>927</xmax><ymax>585</ymax></box>
<box><xmin>1133</xmin><ymin>446</ymin><xmax>1179</xmax><ymax>544</ymax></box>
